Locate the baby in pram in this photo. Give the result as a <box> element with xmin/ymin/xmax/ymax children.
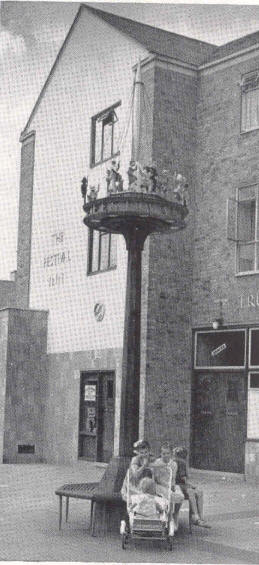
<box><xmin>129</xmin><ymin>477</ymin><xmax>167</xmax><ymax>526</ymax></box>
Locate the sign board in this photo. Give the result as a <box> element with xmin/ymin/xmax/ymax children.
<box><xmin>211</xmin><ymin>343</ymin><xmax>227</xmax><ymax>357</ymax></box>
<box><xmin>94</xmin><ymin>303</ymin><xmax>105</xmax><ymax>322</ymax></box>
<box><xmin>84</xmin><ymin>384</ymin><xmax>96</xmax><ymax>402</ymax></box>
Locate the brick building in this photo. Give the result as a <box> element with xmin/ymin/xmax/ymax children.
<box><xmin>1</xmin><ymin>4</ymin><xmax>259</xmax><ymax>480</ymax></box>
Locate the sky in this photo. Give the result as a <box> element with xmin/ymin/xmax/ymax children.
<box><xmin>2</xmin><ymin>1</ymin><xmax>259</xmax><ymax>279</ymax></box>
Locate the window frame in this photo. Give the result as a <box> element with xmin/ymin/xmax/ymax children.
<box><xmin>249</xmin><ymin>328</ymin><xmax>259</xmax><ymax>368</ymax></box>
<box><xmin>235</xmin><ymin>184</ymin><xmax>259</xmax><ymax>276</ymax></box>
<box><xmin>194</xmin><ymin>328</ymin><xmax>247</xmax><ymax>370</ymax></box>
<box><xmin>87</xmin><ymin>229</ymin><xmax>117</xmax><ymax>275</ymax></box>
<box><xmin>247</xmin><ymin>371</ymin><xmax>259</xmax><ymax>439</ymax></box>
<box><xmin>90</xmin><ymin>101</ymin><xmax>121</xmax><ymax>168</ymax></box>
<box><xmin>240</xmin><ymin>70</ymin><xmax>259</xmax><ymax>134</ymax></box>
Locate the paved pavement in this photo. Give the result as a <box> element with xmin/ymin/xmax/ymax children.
<box><xmin>1</xmin><ymin>461</ymin><xmax>259</xmax><ymax>563</ymax></box>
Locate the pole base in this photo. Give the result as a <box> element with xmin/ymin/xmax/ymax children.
<box><xmin>92</xmin><ymin>456</ymin><xmax>130</xmax><ymax>536</ymax></box>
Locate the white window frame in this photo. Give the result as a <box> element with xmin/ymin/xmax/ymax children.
<box><xmin>247</xmin><ymin>371</ymin><xmax>259</xmax><ymax>439</ymax></box>
<box><xmin>194</xmin><ymin>328</ymin><xmax>247</xmax><ymax>370</ymax></box>
<box><xmin>231</xmin><ymin>184</ymin><xmax>259</xmax><ymax>276</ymax></box>
<box><xmin>241</xmin><ymin>70</ymin><xmax>259</xmax><ymax>134</ymax></box>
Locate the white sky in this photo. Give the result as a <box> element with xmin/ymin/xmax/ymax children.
<box><xmin>2</xmin><ymin>1</ymin><xmax>259</xmax><ymax>278</ymax></box>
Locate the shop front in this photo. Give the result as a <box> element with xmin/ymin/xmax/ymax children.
<box><xmin>191</xmin><ymin>328</ymin><xmax>259</xmax><ymax>476</ymax></box>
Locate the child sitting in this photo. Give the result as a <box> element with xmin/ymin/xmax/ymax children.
<box><xmin>173</xmin><ymin>446</ymin><xmax>211</xmax><ymax>528</ymax></box>
<box><xmin>153</xmin><ymin>441</ymin><xmax>184</xmax><ymax>530</ymax></box>
<box><xmin>121</xmin><ymin>439</ymin><xmax>155</xmax><ymax>501</ymax></box>
<box><xmin>129</xmin><ymin>477</ymin><xmax>167</xmax><ymax>526</ymax></box>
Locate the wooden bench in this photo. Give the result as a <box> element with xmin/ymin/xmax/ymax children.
<box><xmin>55</xmin><ymin>483</ymin><xmax>126</xmax><ymax>536</ymax></box>
<box><xmin>55</xmin><ymin>483</ymin><xmax>99</xmax><ymax>533</ymax></box>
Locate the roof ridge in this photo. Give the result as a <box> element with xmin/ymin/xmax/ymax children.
<box><xmin>82</xmin><ymin>3</ymin><xmax>216</xmax><ymax>48</ymax></box>
<box><xmin>213</xmin><ymin>27</ymin><xmax>259</xmax><ymax>50</ymax></box>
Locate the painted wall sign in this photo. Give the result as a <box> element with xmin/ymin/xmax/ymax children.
<box><xmin>94</xmin><ymin>303</ymin><xmax>105</xmax><ymax>322</ymax></box>
<box><xmin>211</xmin><ymin>343</ymin><xmax>227</xmax><ymax>357</ymax></box>
<box><xmin>43</xmin><ymin>232</ymin><xmax>71</xmax><ymax>288</ymax></box>
<box><xmin>43</xmin><ymin>250</ymin><xmax>71</xmax><ymax>268</ymax></box>
<box><xmin>240</xmin><ymin>292</ymin><xmax>259</xmax><ymax>308</ymax></box>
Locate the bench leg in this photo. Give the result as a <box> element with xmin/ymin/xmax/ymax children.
<box><xmin>189</xmin><ymin>503</ymin><xmax>192</xmax><ymax>534</ymax></box>
<box><xmin>58</xmin><ymin>495</ymin><xmax>63</xmax><ymax>530</ymax></box>
<box><xmin>91</xmin><ymin>502</ymin><xmax>96</xmax><ymax>537</ymax></box>
<box><xmin>90</xmin><ymin>500</ymin><xmax>94</xmax><ymax>531</ymax></box>
<box><xmin>66</xmin><ymin>497</ymin><xmax>69</xmax><ymax>523</ymax></box>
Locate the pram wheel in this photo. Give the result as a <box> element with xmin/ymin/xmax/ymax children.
<box><xmin>168</xmin><ymin>535</ymin><xmax>173</xmax><ymax>550</ymax></box>
<box><xmin>121</xmin><ymin>533</ymin><xmax>128</xmax><ymax>549</ymax></box>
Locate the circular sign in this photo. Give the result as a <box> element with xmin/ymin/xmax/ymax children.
<box><xmin>94</xmin><ymin>303</ymin><xmax>105</xmax><ymax>322</ymax></box>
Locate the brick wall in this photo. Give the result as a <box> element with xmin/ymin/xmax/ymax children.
<box><xmin>16</xmin><ymin>133</ymin><xmax>35</xmax><ymax>309</ymax></box>
<box><xmin>0</xmin><ymin>280</ymin><xmax>16</xmax><ymax>309</ymax></box>
<box><xmin>3</xmin><ymin>308</ymin><xmax>48</xmax><ymax>463</ymax></box>
<box><xmin>194</xmin><ymin>54</ymin><xmax>259</xmax><ymax>326</ymax></box>
<box><xmin>141</xmin><ymin>63</ymin><xmax>196</xmax><ymax>455</ymax></box>
<box><xmin>0</xmin><ymin>311</ymin><xmax>9</xmax><ymax>462</ymax></box>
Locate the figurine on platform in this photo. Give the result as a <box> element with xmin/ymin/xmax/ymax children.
<box><xmin>158</xmin><ymin>169</ymin><xmax>170</xmax><ymax>195</ymax></box>
<box><xmin>87</xmin><ymin>184</ymin><xmax>100</xmax><ymax>201</ymax></box>
<box><xmin>106</xmin><ymin>159</ymin><xmax>123</xmax><ymax>194</ymax></box>
<box><xmin>140</xmin><ymin>164</ymin><xmax>158</xmax><ymax>193</ymax></box>
<box><xmin>173</xmin><ymin>172</ymin><xmax>188</xmax><ymax>205</ymax></box>
<box><xmin>81</xmin><ymin>177</ymin><xmax>88</xmax><ymax>205</ymax></box>
<box><xmin>127</xmin><ymin>160</ymin><xmax>138</xmax><ymax>191</ymax></box>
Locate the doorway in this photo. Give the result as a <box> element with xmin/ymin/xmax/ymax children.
<box><xmin>191</xmin><ymin>372</ymin><xmax>247</xmax><ymax>473</ymax></box>
<box><xmin>78</xmin><ymin>371</ymin><xmax>115</xmax><ymax>462</ymax></box>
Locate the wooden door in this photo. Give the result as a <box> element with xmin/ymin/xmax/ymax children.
<box><xmin>191</xmin><ymin>373</ymin><xmax>247</xmax><ymax>473</ymax></box>
<box><xmin>78</xmin><ymin>372</ymin><xmax>115</xmax><ymax>462</ymax></box>
<box><xmin>79</xmin><ymin>376</ymin><xmax>99</xmax><ymax>461</ymax></box>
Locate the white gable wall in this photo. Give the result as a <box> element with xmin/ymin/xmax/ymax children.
<box><xmin>27</xmin><ymin>8</ymin><xmax>148</xmax><ymax>354</ymax></box>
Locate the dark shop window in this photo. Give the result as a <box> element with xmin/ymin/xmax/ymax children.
<box><xmin>195</xmin><ymin>330</ymin><xmax>246</xmax><ymax>369</ymax></box>
<box><xmin>250</xmin><ymin>329</ymin><xmax>259</xmax><ymax>367</ymax></box>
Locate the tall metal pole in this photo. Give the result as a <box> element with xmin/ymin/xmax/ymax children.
<box><xmin>118</xmin><ymin>226</ymin><xmax>148</xmax><ymax>456</ymax></box>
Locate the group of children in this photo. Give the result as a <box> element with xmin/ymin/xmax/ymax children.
<box><xmin>121</xmin><ymin>439</ymin><xmax>211</xmax><ymax>531</ymax></box>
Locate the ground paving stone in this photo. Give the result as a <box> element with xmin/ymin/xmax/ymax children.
<box><xmin>1</xmin><ymin>463</ymin><xmax>259</xmax><ymax>563</ymax></box>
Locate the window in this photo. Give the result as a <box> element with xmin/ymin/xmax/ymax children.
<box><xmin>88</xmin><ymin>230</ymin><xmax>117</xmax><ymax>274</ymax></box>
<box><xmin>194</xmin><ymin>330</ymin><xmax>246</xmax><ymax>369</ymax></box>
<box><xmin>249</xmin><ymin>329</ymin><xmax>259</xmax><ymax>367</ymax></box>
<box><xmin>227</xmin><ymin>185</ymin><xmax>259</xmax><ymax>274</ymax></box>
<box><xmin>248</xmin><ymin>372</ymin><xmax>259</xmax><ymax>438</ymax></box>
<box><xmin>91</xmin><ymin>102</ymin><xmax>121</xmax><ymax>166</ymax></box>
<box><xmin>241</xmin><ymin>71</ymin><xmax>259</xmax><ymax>133</ymax></box>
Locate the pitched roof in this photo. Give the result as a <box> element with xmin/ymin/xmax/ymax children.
<box><xmin>203</xmin><ymin>29</ymin><xmax>259</xmax><ymax>64</ymax></box>
<box><xmin>83</xmin><ymin>4</ymin><xmax>216</xmax><ymax>67</ymax></box>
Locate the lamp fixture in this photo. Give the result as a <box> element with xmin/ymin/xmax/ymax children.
<box><xmin>212</xmin><ymin>318</ymin><xmax>223</xmax><ymax>330</ymax></box>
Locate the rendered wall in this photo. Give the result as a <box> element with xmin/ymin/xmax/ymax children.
<box><xmin>3</xmin><ymin>309</ymin><xmax>48</xmax><ymax>463</ymax></box>
<box><xmin>27</xmin><ymin>8</ymin><xmax>148</xmax><ymax>355</ymax></box>
<box><xmin>43</xmin><ymin>348</ymin><xmax>122</xmax><ymax>464</ymax></box>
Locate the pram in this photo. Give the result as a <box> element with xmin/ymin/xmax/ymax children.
<box><xmin>120</xmin><ymin>466</ymin><xmax>175</xmax><ymax>550</ymax></box>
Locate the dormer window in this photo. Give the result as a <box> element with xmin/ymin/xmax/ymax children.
<box><xmin>241</xmin><ymin>71</ymin><xmax>259</xmax><ymax>133</ymax></box>
<box><xmin>90</xmin><ymin>102</ymin><xmax>121</xmax><ymax>166</ymax></box>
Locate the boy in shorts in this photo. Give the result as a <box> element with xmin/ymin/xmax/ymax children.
<box><xmin>173</xmin><ymin>446</ymin><xmax>211</xmax><ymax>528</ymax></box>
